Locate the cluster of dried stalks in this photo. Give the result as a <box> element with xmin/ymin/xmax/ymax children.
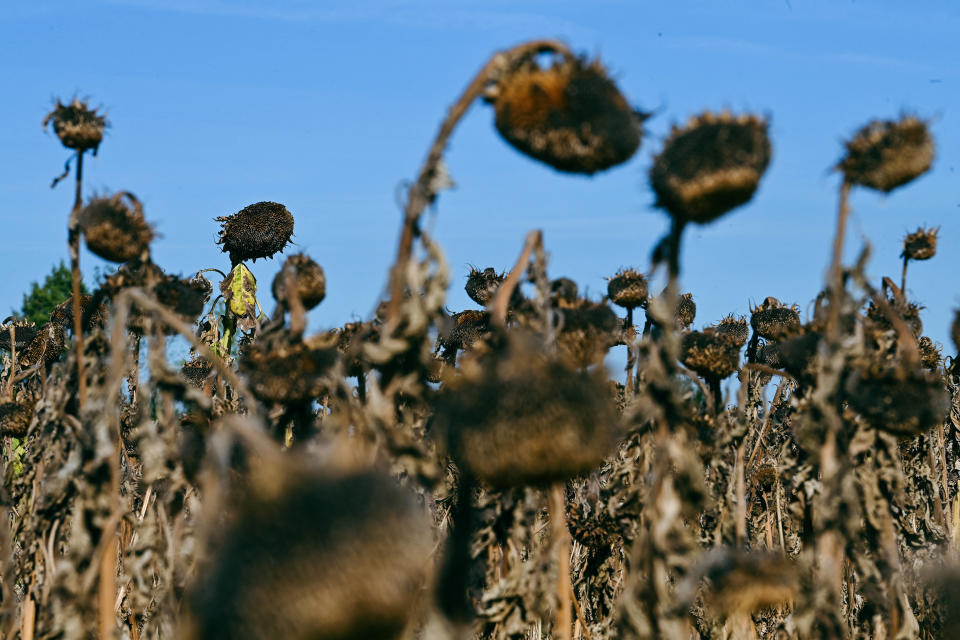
<box><xmin>0</xmin><ymin>39</ymin><xmax>957</xmax><ymax>640</ymax></box>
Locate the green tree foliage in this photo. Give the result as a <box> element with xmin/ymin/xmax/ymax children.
<box><xmin>16</xmin><ymin>260</ymin><xmax>88</xmax><ymax>327</ymax></box>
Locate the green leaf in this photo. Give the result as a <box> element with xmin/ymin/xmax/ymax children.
<box><xmin>219</xmin><ymin>263</ymin><xmax>259</xmax><ymax>333</ymax></box>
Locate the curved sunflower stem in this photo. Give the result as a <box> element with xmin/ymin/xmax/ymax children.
<box><xmin>385</xmin><ymin>39</ymin><xmax>572</xmax><ymax>326</ymax></box>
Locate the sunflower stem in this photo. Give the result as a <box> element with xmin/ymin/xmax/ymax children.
<box><xmin>69</xmin><ymin>150</ymin><xmax>86</xmax><ymax>410</ymax></box>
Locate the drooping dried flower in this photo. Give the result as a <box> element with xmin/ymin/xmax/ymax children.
<box><xmin>714</xmin><ymin>314</ymin><xmax>749</xmax><ymax>348</ymax></box>
<box><xmin>676</xmin><ymin>292</ymin><xmax>697</xmax><ymax>329</ymax></box>
<box><xmin>239</xmin><ymin>332</ymin><xmax>338</xmax><ymax>404</ymax></box>
<box><xmin>155</xmin><ymin>275</ymin><xmax>210</xmax><ymax>325</ymax></box>
<box><xmin>435</xmin><ymin>331</ymin><xmax>618</xmax><ymax>488</ymax></box>
<box><xmin>0</xmin><ymin>319</ymin><xmax>37</xmax><ymax>352</ymax></box>
<box><xmin>216</xmin><ymin>201</ymin><xmax>294</xmax><ymax>265</ymax></box>
<box><xmin>681</xmin><ymin>329</ymin><xmax>740</xmax><ymax>380</ymax></box>
<box><xmin>754</xmin><ymin>464</ymin><xmax>778</xmax><ymax>491</ymax></box>
<box><xmin>902</xmin><ymin>226</ymin><xmax>938</xmax><ymax>261</ymax></box>
<box><xmin>838</xmin><ymin>115</ymin><xmax>934</xmax><ymax>192</ymax></box>
<box><xmin>917</xmin><ymin>336</ymin><xmax>941</xmax><ymax>371</ymax></box>
<box><xmin>551</xmin><ymin>277</ymin><xmax>579</xmax><ymax>306</ymax></box>
<box><xmin>186</xmin><ymin>468</ymin><xmax>432</xmax><ymax>640</ymax></box>
<box><xmin>678</xmin><ymin>549</ymin><xmax>799</xmax><ymax>618</ymax></box>
<box><xmin>77</xmin><ymin>192</ymin><xmax>153</xmax><ymax>263</ymax></box>
<box><xmin>491</xmin><ymin>54</ymin><xmax>644</xmax><ymax>174</ymax></box>
<box><xmin>271</xmin><ymin>253</ymin><xmax>327</xmax><ymax>311</ymax></box>
<box><xmin>42</xmin><ymin>97</ymin><xmax>107</xmax><ymax>154</ymax></box>
<box><xmin>866</xmin><ymin>297</ymin><xmax>923</xmax><ymax>337</ymax></box>
<box><xmin>49</xmin><ymin>294</ymin><xmax>107</xmax><ymax>331</ymax></box>
<box><xmin>181</xmin><ymin>355</ymin><xmax>212</xmax><ymax>388</ymax></box>
<box><xmin>651</xmin><ymin>111</ymin><xmax>771</xmax><ymax>224</ymax></box>
<box><xmin>19</xmin><ymin>323</ymin><xmax>65</xmax><ymax>369</ymax></box>
<box><xmin>607</xmin><ymin>268</ymin><xmax>648</xmax><ymax>310</ymax></box>
<box><xmin>440</xmin><ymin>310</ymin><xmax>490</xmax><ymax>356</ymax></box>
<box><xmin>0</xmin><ymin>398</ymin><xmax>36</xmax><ymax>438</ymax></box>
<box><xmin>464</xmin><ymin>267</ymin><xmax>504</xmax><ymax>306</ymax></box>
<box><xmin>556</xmin><ymin>299</ymin><xmax>620</xmax><ymax>368</ymax></box>
<box><xmin>845</xmin><ymin>361</ymin><xmax>949</xmax><ymax>437</ymax></box>
<box><xmin>750</xmin><ymin>297</ymin><xmax>801</xmax><ymax>341</ymax></box>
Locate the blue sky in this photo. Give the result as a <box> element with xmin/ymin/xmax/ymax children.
<box><xmin>1</xmin><ymin>1</ymin><xmax>958</xmax><ymax>352</ymax></box>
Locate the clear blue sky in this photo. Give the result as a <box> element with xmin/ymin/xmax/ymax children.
<box><xmin>1</xmin><ymin>1</ymin><xmax>957</xmax><ymax>351</ymax></box>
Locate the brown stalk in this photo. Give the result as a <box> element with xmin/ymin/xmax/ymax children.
<box><xmin>900</xmin><ymin>255</ymin><xmax>909</xmax><ymax>295</ymax></box>
<box><xmin>550</xmin><ymin>484</ymin><xmax>573</xmax><ymax>640</ymax></box>
<box><xmin>491</xmin><ymin>230</ymin><xmax>542</xmax><ymax>326</ymax></box>
<box><xmin>734</xmin><ymin>445</ymin><xmax>746</xmax><ymax>546</ymax></box>
<box><xmin>570</xmin><ymin>580</ymin><xmax>594</xmax><ymax>640</ymax></box>
<box><xmin>6</xmin><ymin>325</ymin><xmax>16</xmax><ymax>400</ymax></box>
<box><xmin>826</xmin><ymin>180</ymin><xmax>851</xmax><ymax>338</ymax></box>
<box><xmin>747</xmin><ymin>377</ymin><xmax>788</xmax><ymax>470</ymax></box>
<box><xmin>69</xmin><ymin>149</ymin><xmax>86</xmax><ymax>409</ymax></box>
<box><xmin>385</xmin><ymin>39</ymin><xmax>571</xmax><ymax>326</ymax></box>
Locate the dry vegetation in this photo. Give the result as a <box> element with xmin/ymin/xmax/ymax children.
<box><xmin>0</xmin><ymin>39</ymin><xmax>958</xmax><ymax>640</ymax></box>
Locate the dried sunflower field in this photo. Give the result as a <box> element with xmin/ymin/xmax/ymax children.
<box><xmin>2</xmin><ymin>38</ymin><xmax>959</xmax><ymax>640</ymax></box>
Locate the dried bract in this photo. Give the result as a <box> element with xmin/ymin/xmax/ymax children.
<box><xmin>77</xmin><ymin>192</ymin><xmax>153</xmax><ymax>263</ymax></box>
<box><xmin>676</xmin><ymin>292</ymin><xmax>697</xmax><ymax>329</ymax></box>
<box><xmin>902</xmin><ymin>226</ymin><xmax>938</xmax><ymax>261</ymax></box>
<box><xmin>838</xmin><ymin>115</ymin><xmax>934</xmax><ymax>192</ymax></box>
<box><xmin>607</xmin><ymin>268</ymin><xmax>648</xmax><ymax>310</ymax></box>
<box><xmin>187</xmin><ymin>468</ymin><xmax>432</xmax><ymax>640</ymax></box>
<box><xmin>917</xmin><ymin>336</ymin><xmax>941</xmax><ymax>371</ymax></box>
<box><xmin>651</xmin><ymin>111</ymin><xmax>771</xmax><ymax>224</ymax></box>
<box><xmin>216</xmin><ymin>201</ymin><xmax>294</xmax><ymax>264</ymax></box>
<box><xmin>42</xmin><ymin>97</ymin><xmax>107</xmax><ymax>153</ymax></box>
<box><xmin>271</xmin><ymin>253</ymin><xmax>326</xmax><ymax>311</ymax></box>
<box><xmin>492</xmin><ymin>55</ymin><xmax>643</xmax><ymax>174</ymax></box>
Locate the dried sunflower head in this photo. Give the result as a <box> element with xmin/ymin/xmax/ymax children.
<box><xmin>838</xmin><ymin>115</ymin><xmax>934</xmax><ymax>192</ymax></box>
<box><xmin>155</xmin><ymin>275</ymin><xmax>209</xmax><ymax>324</ymax></box>
<box><xmin>271</xmin><ymin>253</ymin><xmax>326</xmax><ymax>311</ymax></box>
<box><xmin>0</xmin><ymin>397</ymin><xmax>36</xmax><ymax>438</ymax></box>
<box><xmin>679</xmin><ymin>549</ymin><xmax>798</xmax><ymax>619</ymax></box>
<box><xmin>181</xmin><ymin>355</ymin><xmax>213</xmax><ymax>388</ymax></box>
<box><xmin>19</xmin><ymin>322</ymin><xmax>65</xmax><ymax>369</ymax></box>
<box><xmin>917</xmin><ymin>336</ymin><xmax>941</xmax><ymax>371</ymax></box>
<box><xmin>551</xmin><ymin>277</ymin><xmax>579</xmax><ymax>306</ymax></box>
<box><xmin>651</xmin><ymin>111</ymin><xmax>771</xmax><ymax>224</ymax></box>
<box><xmin>676</xmin><ymin>292</ymin><xmax>697</xmax><ymax>329</ymax></box>
<box><xmin>239</xmin><ymin>331</ymin><xmax>338</xmax><ymax>404</ymax></box>
<box><xmin>753</xmin><ymin>464</ymin><xmax>778</xmax><ymax>491</ymax></box>
<box><xmin>607</xmin><ymin>268</ymin><xmax>648</xmax><ymax>310</ymax></box>
<box><xmin>77</xmin><ymin>192</ymin><xmax>153</xmax><ymax>263</ymax></box>
<box><xmin>464</xmin><ymin>267</ymin><xmax>504</xmax><ymax>306</ymax></box>
<box><xmin>0</xmin><ymin>318</ymin><xmax>37</xmax><ymax>352</ymax></box>
<box><xmin>440</xmin><ymin>309</ymin><xmax>490</xmax><ymax>355</ymax></box>
<box><xmin>491</xmin><ymin>53</ymin><xmax>644</xmax><ymax>174</ymax></box>
<box><xmin>556</xmin><ymin>299</ymin><xmax>620</xmax><ymax>368</ymax></box>
<box><xmin>681</xmin><ymin>329</ymin><xmax>740</xmax><ymax>380</ymax></box>
<box><xmin>216</xmin><ymin>201</ymin><xmax>294</xmax><ymax>265</ymax></box>
<box><xmin>186</xmin><ymin>467</ymin><xmax>432</xmax><ymax>640</ymax></box>
<box><xmin>49</xmin><ymin>294</ymin><xmax>107</xmax><ymax>331</ymax></box>
<box><xmin>750</xmin><ymin>297</ymin><xmax>801</xmax><ymax>341</ymax></box>
<box><xmin>845</xmin><ymin>360</ymin><xmax>949</xmax><ymax>437</ymax></box>
<box><xmin>435</xmin><ymin>330</ymin><xmax>619</xmax><ymax>489</ymax></box>
<box><xmin>714</xmin><ymin>314</ymin><xmax>749</xmax><ymax>348</ymax></box>
<box><xmin>43</xmin><ymin>97</ymin><xmax>107</xmax><ymax>154</ymax></box>
<box><xmin>902</xmin><ymin>226</ymin><xmax>938</xmax><ymax>261</ymax></box>
<box><xmin>866</xmin><ymin>297</ymin><xmax>923</xmax><ymax>337</ymax></box>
